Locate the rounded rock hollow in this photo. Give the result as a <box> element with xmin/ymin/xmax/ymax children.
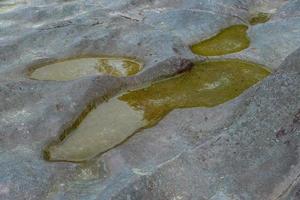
<box><xmin>29</xmin><ymin>57</ymin><xmax>142</xmax><ymax>81</ymax></box>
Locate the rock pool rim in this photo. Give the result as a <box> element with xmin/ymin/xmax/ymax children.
<box><xmin>42</xmin><ymin>59</ymin><xmax>271</xmax><ymax>163</ymax></box>
<box><xmin>26</xmin><ymin>55</ymin><xmax>143</xmax><ymax>81</ymax></box>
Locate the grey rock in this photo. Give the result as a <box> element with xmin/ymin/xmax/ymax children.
<box><xmin>224</xmin><ymin>17</ymin><xmax>300</xmax><ymax>68</ymax></box>
<box><xmin>0</xmin><ymin>0</ymin><xmax>299</xmax><ymax>199</ymax></box>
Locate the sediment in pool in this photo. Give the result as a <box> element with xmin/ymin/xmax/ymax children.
<box><xmin>191</xmin><ymin>25</ymin><xmax>250</xmax><ymax>56</ymax></box>
<box><xmin>44</xmin><ymin>59</ymin><xmax>270</xmax><ymax>162</ymax></box>
<box><xmin>249</xmin><ymin>13</ymin><xmax>271</xmax><ymax>25</ymax></box>
<box><xmin>29</xmin><ymin>57</ymin><xmax>142</xmax><ymax>81</ymax></box>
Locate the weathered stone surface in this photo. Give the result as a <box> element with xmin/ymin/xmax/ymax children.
<box><xmin>0</xmin><ymin>0</ymin><xmax>299</xmax><ymax>199</ymax></box>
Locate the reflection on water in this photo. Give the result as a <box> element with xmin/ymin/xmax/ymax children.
<box><xmin>0</xmin><ymin>0</ymin><xmax>27</xmax><ymax>13</ymax></box>
<box><xmin>44</xmin><ymin>59</ymin><xmax>270</xmax><ymax>162</ymax></box>
<box><xmin>45</xmin><ymin>98</ymin><xmax>146</xmax><ymax>162</ymax></box>
<box><xmin>29</xmin><ymin>57</ymin><xmax>142</xmax><ymax>81</ymax></box>
<box><xmin>0</xmin><ymin>3</ymin><xmax>17</xmax><ymax>12</ymax></box>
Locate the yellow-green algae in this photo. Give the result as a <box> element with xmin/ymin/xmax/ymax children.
<box><xmin>191</xmin><ymin>25</ymin><xmax>250</xmax><ymax>56</ymax></box>
<box><xmin>29</xmin><ymin>57</ymin><xmax>142</xmax><ymax>81</ymax></box>
<box><xmin>44</xmin><ymin>59</ymin><xmax>270</xmax><ymax>162</ymax></box>
<box><xmin>249</xmin><ymin>13</ymin><xmax>271</xmax><ymax>25</ymax></box>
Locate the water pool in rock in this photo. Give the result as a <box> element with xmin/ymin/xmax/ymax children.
<box><xmin>249</xmin><ymin>13</ymin><xmax>271</xmax><ymax>25</ymax></box>
<box><xmin>29</xmin><ymin>57</ymin><xmax>142</xmax><ymax>81</ymax></box>
<box><xmin>0</xmin><ymin>3</ymin><xmax>17</xmax><ymax>13</ymax></box>
<box><xmin>191</xmin><ymin>25</ymin><xmax>250</xmax><ymax>56</ymax></box>
<box><xmin>44</xmin><ymin>59</ymin><xmax>270</xmax><ymax>162</ymax></box>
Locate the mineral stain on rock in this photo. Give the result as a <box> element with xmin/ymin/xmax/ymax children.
<box><xmin>44</xmin><ymin>59</ymin><xmax>270</xmax><ymax>162</ymax></box>
<box><xmin>249</xmin><ymin>13</ymin><xmax>271</xmax><ymax>25</ymax></box>
<box><xmin>191</xmin><ymin>25</ymin><xmax>250</xmax><ymax>56</ymax></box>
<box><xmin>29</xmin><ymin>57</ymin><xmax>142</xmax><ymax>81</ymax></box>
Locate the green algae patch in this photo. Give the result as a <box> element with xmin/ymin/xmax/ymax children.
<box><xmin>120</xmin><ymin>59</ymin><xmax>270</xmax><ymax>125</ymax></box>
<box><xmin>44</xmin><ymin>59</ymin><xmax>270</xmax><ymax>162</ymax></box>
<box><xmin>249</xmin><ymin>13</ymin><xmax>271</xmax><ymax>25</ymax></box>
<box><xmin>29</xmin><ymin>57</ymin><xmax>142</xmax><ymax>81</ymax></box>
<box><xmin>191</xmin><ymin>25</ymin><xmax>250</xmax><ymax>56</ymax></box>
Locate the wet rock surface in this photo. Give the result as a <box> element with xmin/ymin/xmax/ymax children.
<box><xmin>0</xmin><ymin>0</ymin><xmax>300</xmax><ymax>199</ymax></box>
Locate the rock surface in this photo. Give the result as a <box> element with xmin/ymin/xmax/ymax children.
<box><xmin>0</xmin><ymin>0</ymin><xmax>300</xmax><ymax>199</ymax></box>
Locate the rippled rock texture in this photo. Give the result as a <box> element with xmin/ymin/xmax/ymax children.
<box><xmin>0</xmin><ymin>0</ymin><xmax>300</xmax><ymax>199</ymax></box>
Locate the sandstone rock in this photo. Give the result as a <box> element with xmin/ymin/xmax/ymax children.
<box><xmin>0</xmin><ymin>0</ymin><xmax>299</xmax><ymax>199</ymax></box>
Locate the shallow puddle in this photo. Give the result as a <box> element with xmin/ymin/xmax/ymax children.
<box><xmin>44</xmin><ymin>59</ymin><xmax>270</xmax><ymax>162</ymax></box>
<box><xmin>191</xmin><ymin>25</ymin><xmax>250</xmax><ymax>56</ymax></box>
<box><xmin>0</xmin><ymin>3</ymin><xmax>17</xmax><ymax>13</ymax></box>
<box><xmin>29</xmin><ymin>57</ymin><xmax>142</xmax><ymax>81</ymax></box>
<box><xmin>44</xmin><ymin>98</ymin><xmax>146</xmax><ymax>162</ymax></box>
<box><xmin>249</xmin><ymin>13</ymin><xmax>271</xmax><ymax>25</ymax></box>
